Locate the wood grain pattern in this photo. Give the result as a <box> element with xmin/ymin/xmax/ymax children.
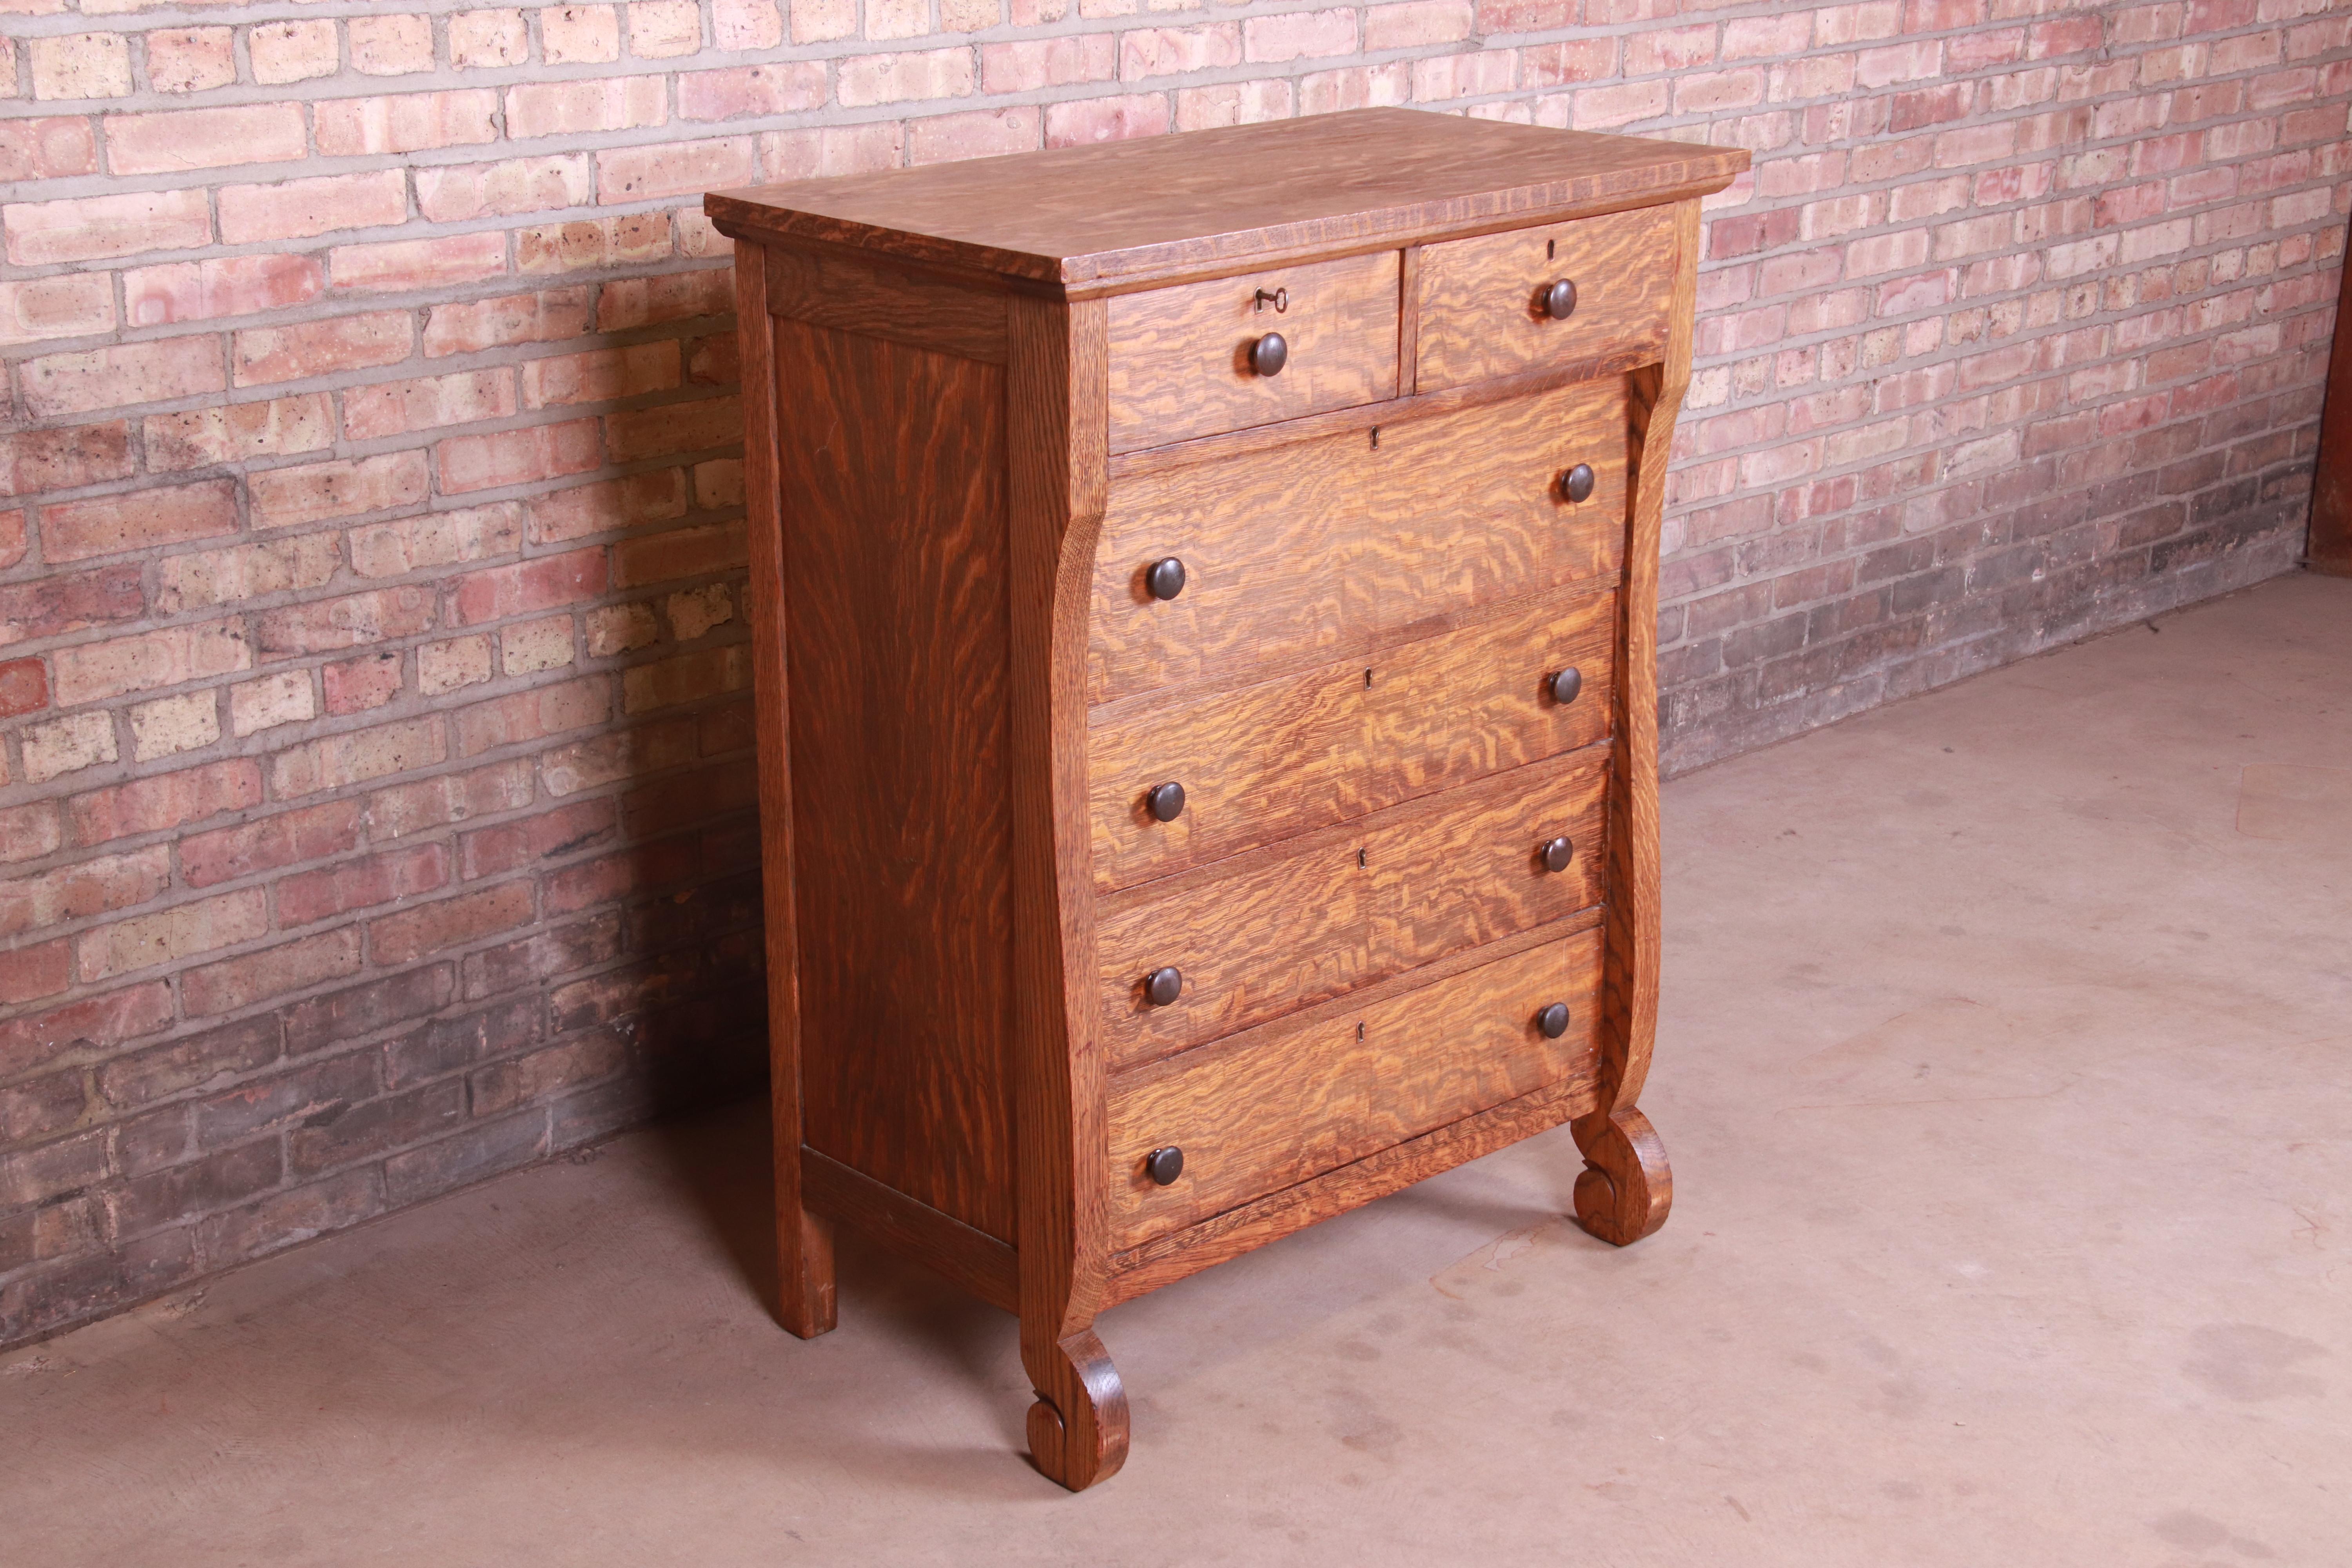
<box><xmin>1414</xmin><ymin>203</ymin><xmax>1676</xmax><ymax>393</ymax></box>
<box><xmin>804</xmin><ymin>1147</ymin><xmax>1019</xmax><ymax>1312</ymax></box>
<box><xmin>772</xmin><ymin>316</ymin><xmax>1019</xmax><ymax>1243</ymax></box>
<box><xmin>2310</xmin><ymin>241</ymin><xmax>2352</xmax><ymax>576</ymax></box>
<box><xmin>1004</xmin><ymin>293</ymin><xmax>1129</xmax><ymax>1492</ymax></box>
<box><xmin>1090</xmin><ymin>377</ymin><xmax>1627</xmax><ymax>704</ymax></box>
<box><xmin>1105</xmin><ymin>925</ymin><xmax>1605</xmax><ymax>1251</ymax></box>
<box><xmin>706</xmin><ymin>108</ymin><xmax>1750</xmax><ymax>292</ymax></box>
<box><xmin>1103</xmin><ymin>1065</ymin><xmax>1592</xmax><ymax>1308</ymax></box>
<box><xmin>1573</xmin><ymin>197</ymin><xmax>1695</xmax><ymax>1249</ymax></box>
<box><xmin>1105</xmin><ymin>249</ymin><xmax>1398</xmax><ymax>451</ymax></box>
<box><xmin>1095</xmin><ymin>743</ymin><xmax>1612</xmax><ymax>1070</ymax></box>
<box><xmin>1087</xmin><ymin>588</ymin><xmax>1617</xmax><ymax>892</ymax></box>
<box><xmin>739</xmin><ymin>246</ymin><xmax>838</xmax><ymax>1340</ymax></box>
<box><xmin>765</xmin><ymin>243</ymin><xmax>1007</xmax><ymax>364</ymax></box>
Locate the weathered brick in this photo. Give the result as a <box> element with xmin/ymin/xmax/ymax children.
<box><xmin>3</xmin><ymin>189</ymin><xmax>211</xmax><ymax>266</ymax></box>
<box><xmin>40</xmin><ymin>479</ymin><xmax>238</xmax><ymax>564</ymax></box>
<box><xmin>314</xmin><ymin>92</ymin><xmax>501</xmax><ymax>156</ymax></box>
<box><xmin>368</xmin><ymin>882</ymin><xmax>536</xmax><ymax>966</ymax></box>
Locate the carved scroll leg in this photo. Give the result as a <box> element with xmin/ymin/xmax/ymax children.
<box><xmin>1570</xmin><ymin>1107</ymin><xmax>1673</xmax><ymax>1247</ymax></box>
<box><xmin>1023</xmin><ymin>1328</ymin><xmax>1130</xmax><ymax>1492</ymax></box>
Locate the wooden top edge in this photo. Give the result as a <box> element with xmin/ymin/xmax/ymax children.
<box><xmin>705</xmin><ymin>109</ymin><xmax>1749</xmax><ymax>290</ymax></box>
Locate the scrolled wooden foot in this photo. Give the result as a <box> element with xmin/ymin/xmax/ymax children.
<box><xmin>1570</xmin><ymin>1107</ymin><xmax>1672</xmax><ymax>1246</ymax></box>
<box><xmin>1023</xmin><ymin>1328</ymin><xmax>1129</xmax><ymax>1492</ymax></box>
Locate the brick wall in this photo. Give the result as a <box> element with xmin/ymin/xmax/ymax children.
<box><xmin>0</xmin><ymin>0</ymin><xmax>2343</xmax><ymax>1348</ymax></box>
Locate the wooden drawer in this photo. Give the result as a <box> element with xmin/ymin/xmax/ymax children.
<box><xmin>1105</xmin><ymin>250</ymin><xmax>1399</xmax><ymax>453</ymax></box>
<box><xmin>1414</xmin><ymin>205</ymin><xmax>1676</xmax><ymax>394</ymax></box>
<box><xmin>1095</xmin><ymin>745</ymin><xmax>1610</xmax><ymax>1071</ymax></box>
<box><xmin>1089</xmin><ymin>377</ymin><xmax>1626</xmax><ymax>706</ymax></box>
<box><xmin>1105</xmin><ymin>924</ymin><xmax>1604</xmax><ymax>1250</ymax></box>
<box><xmin>1087</xmin><ymin>589</ymin><xmax>1614</xmax><ymax>893</ymax></box>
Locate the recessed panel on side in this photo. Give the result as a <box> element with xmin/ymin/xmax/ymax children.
<box><xmin>772</xmin><ymin>316</ymin><xmax>1018</xmax><ymax>1243</ymax></box>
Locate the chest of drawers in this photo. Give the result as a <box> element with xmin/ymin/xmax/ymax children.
<box><xmin>706</xmin><ymin>108</ymin><xmax>1746</xmax><ymax>1491</ymax></box>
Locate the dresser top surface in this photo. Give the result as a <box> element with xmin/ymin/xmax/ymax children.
<box><xmin>706</xmin><ymin>108</ymin><xmax>1748</xmax><ymax>290</ymax></box>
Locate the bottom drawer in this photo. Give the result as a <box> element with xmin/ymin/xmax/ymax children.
<box><xmin>1105</xmin><ymin>925</ymin><xmax>1604</xmax><ymax>1250</ymax></box>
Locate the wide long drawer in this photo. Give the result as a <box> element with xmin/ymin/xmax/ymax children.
<box><xmin>1105</xmin><ymin>924</ymin><xmax>1605</xmax><ymax>1251</ymax></box>
<box><xmin>1087</xmin><ymin>588</ymin><xmax>1614</xmax><ymax>893</ymax></box>
<box><xmin>1094</xmin><ymin>744</ymin><xmax>1610</xmax><ymax>1071</ymax></box>
<box><xmin>1088</xmin><ymin>377</ymin><xmax>1627</xmax><ymax>706</ymax></box>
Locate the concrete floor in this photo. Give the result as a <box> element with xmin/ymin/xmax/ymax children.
<box><xmin>5</xmin><ymin>572</ymin><xmax>2347</xmax><ymax>1566</ymax></box>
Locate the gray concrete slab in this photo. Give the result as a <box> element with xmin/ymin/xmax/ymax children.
<box><xmin>4</xmin><ymin>572</ymin><xmax>2346</xmax><ymax>1566</ymax></box>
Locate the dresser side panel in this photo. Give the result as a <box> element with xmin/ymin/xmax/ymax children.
<box><xmin>773</xmin><ymin>315</ymin><xmax>1018</xmax><ymax>1243</ymax></box>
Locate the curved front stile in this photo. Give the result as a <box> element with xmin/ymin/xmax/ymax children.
<box><xmin>1573</xmin><ymin>197</ymin><xmax>1702</xmax><ymax>1248</ymax></box>
<box><xmin>1005</xmin><ymin>292</ymin><xmax>1130</xmax><ymax>1491</ymax></box>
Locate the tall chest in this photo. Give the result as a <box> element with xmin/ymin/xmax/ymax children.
<box><xmin>707</xmin><ymin>108</ymin><xmax>1748</xmax><ymax>1491</ymax></box>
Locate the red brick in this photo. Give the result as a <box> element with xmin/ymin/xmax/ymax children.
<box><xmin>0</xmin><ymin>940</ymin><xmax>71</xmax><ymax>1007</ymax></box>
<box><xmin>0</xmin><ymin>118</ymin><xmax>99</xmax><ymax>182</ymax></box>
<box><xmin>982</xmin><ymin>36</ymin><xmax>1113</xmax><ymax>94</ymax></box>
<box><xmin>452</xmin><ymin>548</ymin><xmax>610</xmax><ymax>626</ymax></box>
<box><xmin>603</xmin><ymin>396</ymin><xmax>742</xmax><ymax>463</ymax></box>
<box><xmin>368</xmin><ymin>882</ymin><xmax>536</xmax><ymax>965</ymax></box>
<box><xmin>218</xmin><ymin>172</ymin><xmax>410</xmax><ymax>246</ymax></box>
<box><xmin>414</xmin><ymin>157</ymin><xmax>596</xmax><ymax>223</ymax></box>
<box><xmin>146</xmin><ymin>396</ymin><xmax>334</xmax><ymax>474</ymax></box>
<box><xmin>506</xmin><ymin>76</ymin><xmax>669</xmax><ymax>139</ymax></box>
<box><xmin>595</xmin><ymin>270</ymin><xmax>732</xmax><ymax>332</ymax></box>
<box><xmin>103</xmin><ymin>104</ymin><xmax>306</xmax><ymax>176</ymax></box>
<box><xmin>424</xmin><ymin>287</ymin><xmax>595</xmax><ymax>358</ymax></box>
<box><xmin>0</xmin><ymin>423</ymin><xmax>133</xmax><ymax>497</ymax></box>
<box><xmin>2</xmin><ymin>983</ymin><xmax>176</xmax><ymax>1084</ymax></box>
<box><xmin>278</xmin><ymin>845</ymin><xmax>450</xmax><ymax>928</ymax></box>
<box><xmin>521</xmin><ymin>343</ymin><xmax>681</xmax><ymax>409</ymax></box>
<box><xmin>2</xmin><ymin>188</ymin><xmax>211</xmax><ymax>266</ymax></box>
<box><xmin>1045</xmin><ymin>93</ymin><xmax>1175</xmax><ymax>147</ymax></box>
<box><xmin>525</xmin><ymin>470</ymin><xmax>689</xmax><ymax>544</ymax></box>
<box><xmin>68</xmin><ymin>759</ymin><xmax>262</xmax><ymax>846</ymax></box>
<box><xmin>253</xmin><ymin>586</ymin><xmax>437</xmax><ymax>658</ymax></box>
<box><xmin>364</xmin><ymin>759</ymin><xmax>535</xmax><ymax>841</ymax></box>
<box><xmin>40</xmin><ymin>479</ymin><xmax>238</xmax><ymax>564</ymax></box>
<box><xmin>249</xmin><ymin>453</ymin><xmax>431</xmax><ymax>530</ymax></box>
<box><xmin>182</xmin><ymin>928</ymin><xmax>364</xmax><ymax>1017</ymax></box>
<box><xmin>0</xmin><ymin>275</ymin><xmax>114</xmax><ymax>347</ymax></box>
<box><xmin>234</xmin><ymin>313</ymin><xmax>414</xmax><ymax>387</ymax></box>
<box><xmin>0</xmin><ymin>657</ymin><xmax>48</xmax><ymax>718</ymax></box>
<box><xmin>613</xmin><ymin>521</ymin><xmax>747</xmax><ymax>586</ymax></box>
<box><xmin>596</xmin><ymin>137</ymin><xmax>760</xmax><ymax>202</ymax></box>
<box><xmin>459</xmin><ymin>797</ymin><xmax>617</xmax><ymax>880</ymax></box>
<box><xmin>454</xmin><ymin>675</ymin><xmax>613</xmax><ymax>757</ymax></box>
<box><xmin>18</xmin><ymin>335</ymin><xmax>225</xmax><ymax>419</ymax></box>
<box><xmin>331</xmin><ymin>232</ymin><xmax>510</xmax><ymax>294</ymax></box>
<box><xmin>678</xmin><ymin>63</ymin><xmax>828</xmax><ymax>120</ymax></box>
<box><xmin>0</xmin><ymin>846</ymin><xmax>171</xmax><ymax>940</ymax></box>
<box><xmin>145</xmin><ymin>27</ymin><xmax>237</xmax><ymax>93</ymax></box>
<box><xmin>314</xmin><ymin>91</ymin><xmax>501</xmax><ymax>156</ymax></box>
<box><xmin>435</xmin><ymin>419</ymin><xmax>603</xmax><ymax>494</ymax></box>
<box><xmin>323</xmin><ymin>652</ymin><xmax>406</xmax><ymax>717</ymax></box>
<box><xmin>514</xmin><ymin>215</ymin><xmax>673</xmax><ymax>276</ymax></box>
<box><xmin>125</xmin><ymin>256</ymin><xmax>325</xmax><ymax>327</ymax></box>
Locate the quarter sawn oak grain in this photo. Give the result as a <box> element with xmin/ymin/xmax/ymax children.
<box><xmin>708</xmin><ymin>108</ymin><xmax>1743</xmax><ymax>1495</ymax></box>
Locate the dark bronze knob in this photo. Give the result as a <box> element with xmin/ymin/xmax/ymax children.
<box><xmin>1560</xmin><ymin>463</ymin><xmax>1595</xmax><ymax>503</ymax></box>
<box><xmin>1146</xmin><ymin>556</ymin><xmax>1187</xmax><ymax>600</ymax></box>
<box><xmin>1542</xmin><ymin>278</ymin><xmax>1578</xmax><ymax>319</ymax></box>
<box><xmin>1537</xmin><ymin>1002</ymin><xmax>1570</xmax><ymax>1038</ymax></box>
<box><xmin>1145</xmin><ymin>1146</ymin><xmax>1185</xmax><ymax>1185</ymax></box>
<box><xmin>1145</xmin><ymin>966</ymin><xmax>1183</xmax><ymax>1007</ymax></box>
<box><xmin>1549</xmin><ymin>666</ymin><xmax>1583</xmax><ymax>705</ymax></box>
<box><xmin>1250</xmin><ymin>331</ymin><xmax>1288</xmax><ymax>377</ymax></box>
<box><xmin>1541</xmin><ymin>836</ymin><xmax>1573</xmax><ymax>873</ymax></box>
<box><xmin>1145</xmin><ymin>781</ymin><xmax>1186</xmax><ymax>822</ymax></box>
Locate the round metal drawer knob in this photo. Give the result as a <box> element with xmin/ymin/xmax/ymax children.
<box><xmin>1536</xmin><ymin>1002</ymin><xmax>1571</xmax><ymax>1039</ymax></box>
<box><xmin>1250</xmin><ymin>331</ymin><xmax>1289</xmax><ymax>377</ymax></box>
<box><xmin>1541</xmin><ymin>836</ymin><xmax>1574</xmax><ymax>874</ymax></box>
<box><xmin>1561</xmin><ymin>463</ymin><xmax>1596</xmax><ymax>503</ymax></box>
<box><xmin>1542</xmin><ymin>278</ymin><xmax>1579</xmax><ymax>320</ymax></box>
<box><xmin>1549</xmin><ymin>666</ymin><xmax>1584</xmax><ymax>706</ymax></box>
<box><xmin>1145</xmin><ymin>1146</ymin><xmax>1185</xmax><ymax>1186</ymax></box>
<box><xmin>1146</xmin><ymin>556</ymin><xmax>1187</xmax><ymax>600</ymax></box>
<box><xmin>1145</xmin><ymin>781</ymin><xmax>1186</xmax><ymax>822</ymax></box>
<box><xmin>1145</xmin><ymin>966</ymin><xmax>1183</xmax><ymax>1007</ymax></box>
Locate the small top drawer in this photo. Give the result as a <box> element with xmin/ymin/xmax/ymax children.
<box><xmin>1413</xmin><ymin>204</ymin><xmax>1676</xmax><ymax>393</ymax></box>
<box><xmin>1105</xmin><ymin>250</ymin><xmax>1400</xmax><ymax>452</ymax></box>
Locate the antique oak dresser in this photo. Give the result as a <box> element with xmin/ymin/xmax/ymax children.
<box><xmin>706</xmin><ymin>109</ymin><xmax>1747</xmax><ymax>1490</ymax></box>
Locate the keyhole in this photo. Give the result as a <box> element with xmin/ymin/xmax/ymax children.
<box><xmin>1356</xmin><ymin>1021</ymin><xmax>1365</xmax><ymax>1041</ymax></box>
<box><xmin>1547</xmin><ymin>238</ymin><xmax>1556</xmax><ymax>260</ymax></box>
<box><xmin>1363</xmin><ymin>667</ymin><xmax>1373</xmax><ymax>688</ymax></box>
<box><xmin>1370</xmin><ymin>425</ymin><xmax>1380</xmax><ymax>450</ymax></box>
<box><xmin>1357</xmin><ymin>847</ymin><xmax>1366</xmax><ymax>869</ymax></box>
